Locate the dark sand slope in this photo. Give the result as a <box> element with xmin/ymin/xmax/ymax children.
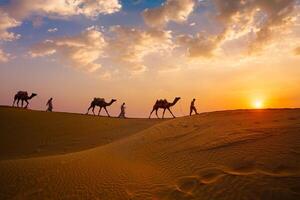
<box><xmin>0</xmin><ymin>107</ymin><xmax>300</xmax><ymax>199</ymax></box>
<box><xmin>0</xmin><ymin>107</ymin><xmax>162</xmax><ymax>160</ymax></box>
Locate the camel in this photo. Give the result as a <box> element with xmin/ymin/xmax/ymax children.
<box><xmin>149</xmin><ymin>97</ymin><xmax>181</xmax><ymax>119</ymax></box>
<box><xmin>86</xmin><ymin>98</ymin><xmax>117</xmax><ymax>117</ymax></box>
<box><xmin>12</xmin><ymin>91</ymin><xmax>37</xmax><ymax>108</ymax></box>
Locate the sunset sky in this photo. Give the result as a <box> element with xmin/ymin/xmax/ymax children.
<box><xmin>0</xmin><ymin>0</ymin><xmax>300</xmax><ymax>117</ymax></box>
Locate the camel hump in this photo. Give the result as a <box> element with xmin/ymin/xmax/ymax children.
<box><xmin>156</xmin><ymin>99</ymin><xmax>167</xmax><ymax>104</ymax></box>
<box><xmin>94</xmin><ymin>97</ymin><xmax>105</xmax><ymax>101</ymax></box>
<box><xmin>17</xmin><ymin>91</ymin><xmax>28</xmax><ymax>96</ymax></box>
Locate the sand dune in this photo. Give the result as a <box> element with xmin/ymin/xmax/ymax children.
<box><xmin>0</xmin><ymin>107</ymin><xmax>300</xmax><ymax>199</ymax></box>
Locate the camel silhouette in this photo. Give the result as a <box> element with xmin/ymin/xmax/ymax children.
<box><xmin>149</xmin><ymin>97</ymin><xmax>181</xmax><ymax>119</ymax></box>
<box><xmin>12</xmin><ymin>91</ymin><xmax>37</xmax><ymax>108</ymax></box>
<box><xmin>86</xmin><ymin>98</ymin><xmax>117</xmax><ymax>117</ymax></box>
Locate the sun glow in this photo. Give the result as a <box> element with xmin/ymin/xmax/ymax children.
<box><xmin>252</xmin><ymin>99</ymin><xmax>264</xmax><ymax>109</ymax></box>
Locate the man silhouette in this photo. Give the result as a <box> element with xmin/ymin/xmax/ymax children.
<box><xmin>190</xmin><ymin>98</ymin><xmax>198</xmax><ymax>116</ymax></box>
<box><xmin>46</xmin><ymin>98</ymin><xmax>53</xmax><ymax>112</ymax></box>
<box><xmin>118</xmin><ymin>102</ymin><xmax>126</xmax><ymax>118</ymax></box>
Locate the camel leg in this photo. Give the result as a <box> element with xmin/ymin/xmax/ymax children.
<box><xmin>162</xmin><ymin>108</ymin><xmax>166</xmax><ymax>119</ymax></box>
<box><xmin>104</xmin><ymin>107</ymin><xmax>110</xmax><ymax>117</ymax></box>
<box><xmin>16</xmin><ymin>99</ymin><xmax>20</xmax><ymax>107</ymax></box>
<box><xmin>21</xmin><ymin>100</ymin><xmax>24</xmax><ymax>108</ymax></box>
<box><xmin>92</xmin><ymin>106</ymin><xmax>96</xmax><ymax>115</ymax></box>
<box><xmin>167</xmin><ymin>108</ymin><xmax>175</xmax><ymax>118</ymax></box>
<box><xmin>12</xmin><ymin>98</ymin><xmax>16</xmax><ymax>107</ymax></box>
<box><xmin>87</xmin><ymin>104</ymin><xmax>95</xmax><ymax>114</ymax></box>
<box><xmin>25</xmin><ymin>100</ymin><xmax>29</xmax><ymax>109</ymax></box>
<box><xmin>149</xmin><ymin>109</ymin><xmax>155</xmax><ymax>119</ymax></box>
<box><xmin>155</xmin><ymin>109</ymin><xmax>159</xmax><ymax>119</ymax></box>
<box><xmin>98</xmin><ymin>107</ymin><xmax>102</xmax><ymax>116</ymax></box>
<box><xmin>86</xmin><ymin>106</ymin><xmax>92</xmax><ymax>114</ymax></box>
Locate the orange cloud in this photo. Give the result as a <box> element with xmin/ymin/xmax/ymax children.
<box><xmin>143</xmin><ymin>0</ymin><xmax>195</xmax><ymax>27</ymax></box>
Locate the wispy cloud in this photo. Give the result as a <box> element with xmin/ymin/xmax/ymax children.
<box><xmin>48</xmin><ymin>28</ymin><xmax>58</xmax><ymax>33</ymax></box>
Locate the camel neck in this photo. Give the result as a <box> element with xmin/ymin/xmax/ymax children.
<box><xmin>170</xmin><ymin>99</ymin><xmax>179</xmax><ymax>106</ymax></box>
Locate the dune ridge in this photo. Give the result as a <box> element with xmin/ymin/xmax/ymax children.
<box><xmin>0</xmin><ymin>107</ymin><xmax>300</xmax><ymax>199</ymax></box>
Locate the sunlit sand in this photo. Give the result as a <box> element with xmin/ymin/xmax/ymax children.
<box><xmin>0</xmin><ymin>106</ymin><xmax>299</xmax><ymax>199</ymax></box>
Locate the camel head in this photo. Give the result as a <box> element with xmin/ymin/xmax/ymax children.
<box><xmin>107</xmin><ymin>99</ymin><xmax>117</xmax><ymax>106</ymax></box>
<box><xmin>171</xmin><ymin>97</ymin><xmax>181</xmax><ymax>106</ymax></box>
<box><xmin>30</xmin><ymin>93</ymin><xmax>37</xmax><ymax>98</ymax></box>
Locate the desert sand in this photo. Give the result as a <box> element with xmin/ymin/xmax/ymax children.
<box><xmin>0</xmin><ymin>106</ymin><xmax>300</xmax><ymax>199</ymax></box>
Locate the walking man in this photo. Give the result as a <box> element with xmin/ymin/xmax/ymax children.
<box><xmin>118</xmin><ymin>102</ymin><xmax>126</xmax><ymax>118</ymax></box>
<box><xmin>46</xmin><ymin>97</ymin><xmax>53</xmax><ymax>112</ymax></box>
<box><xmin>190</xmin><ymin>98</ymin><xmax>198</xmax><ymax>116</ymax></box>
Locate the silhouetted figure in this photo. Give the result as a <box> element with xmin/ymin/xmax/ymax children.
<box><xmin>118</xmin><ymin>102</ymin><xmax>126</xmax><ymax>118</ymax></box>
<box><xmin>190</xmin><ymin>98</ymin><xmax>198</xmax><ymax>116</ymax></box>
<box><xmin>46</xmin><ymin>98</ymin><xmax>53</xmax><ymax>112</ymax></box>
<box><xmin>12</xmin><ymin>91</ymin><xmax>37</xmax><ymax>108</ymax></box>
<box><xmin>149</xmin><ymin>97</ymin><xmax>181</xmax><ymax>119</ymax></box>
<box><xmin>86</xmin><ymin>98</ymin><xmax>117</xmax><ymax>117</ymax></box>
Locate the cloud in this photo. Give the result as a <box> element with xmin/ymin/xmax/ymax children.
<box><xmin>30</xmin><ymin>25</ymin><xmax>174</xmax><ymax>74</ymax></box>
<box><xmin>0</xmin><ymin>1</ymin><xmax>121</xmax><ymax>63</ymax></box>
<box><xmin>107</xmin><ymin>26</ymin><xmax>174</xmax><ymax>72</ymax></box>
<box><xmin>295</xmin><ymin>46</ymin><xmax>300</xmax><ymax>55</ymax></box>
<box><xmin>177</xmin><ymin>0</ymin><xmax>299</xmax><ymax>58</ymax></box>
<box><xmin>3</xmin><ymin>0</ymin><xmax>122</xmax><ymax>20</ymax></box>
<box><xmin>0</xmin><ymin>12</ymin><xmax>21</xmax><ymax>41</ymax></box>
<box><xmin>143</xmin><ymin>0</ymin><xmax>196</xmax><ymax>27</ymax></box>
<box><xmin>0</xmin><ymin>12</ymin><xmax>20</xmax><ymax>63</ymax></box>
<box><xmin>30</xmin><ymin>26</ymin><xmax>106</xmax><ymax>72</ymax></box>
<box><xmin>177</xmin><ymin>32</ymin><xmax>225</xmax><ymax>58</ymax></box>
<box><xmin>0</xmin><ymin>49</ymin><xmax>10</xmax><ymax>62</ymax></box>
<box><xmin>48</xmin><ymin>28</ymin><xmax>58</xmax><ymax>33</ymax></box>
<box><xmin>213</xmin><ymin>0</ymin><xmax>298</xmax><ymax>52</ymax></box>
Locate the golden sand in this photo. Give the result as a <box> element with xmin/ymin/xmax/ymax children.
<box><xmin>0</xmin><ymin>107</ymin><xmax>299</xmax><ymax>199</ymax></box>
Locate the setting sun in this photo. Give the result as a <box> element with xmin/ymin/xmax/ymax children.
<box><xmin>252</xmin><ymin>99</ymin><xmax>264</xmax><ymax>109</ymax></box>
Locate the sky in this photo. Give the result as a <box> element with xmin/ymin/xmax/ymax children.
<box><xmin>0</xmin><ymin>0</ymin><xmax>300</xmax><ymax>118</ymax></box>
